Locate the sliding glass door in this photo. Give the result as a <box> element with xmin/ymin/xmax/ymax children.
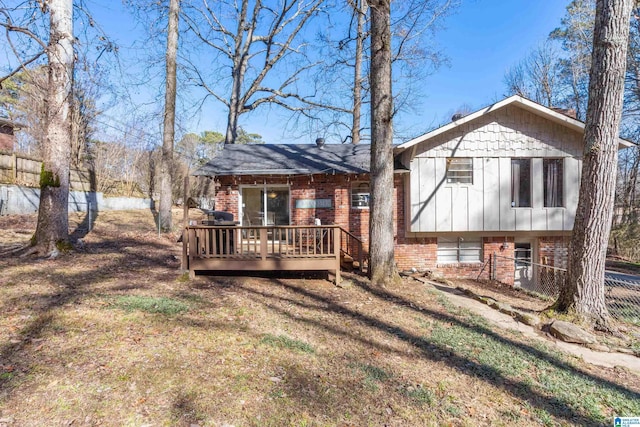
<box><xmin>240</xmin><ymin>186</ymin><xmax>290</xmax><ymax>227</ymax></box>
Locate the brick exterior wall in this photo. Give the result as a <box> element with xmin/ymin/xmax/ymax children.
<box><xmin>484</xmin><ymin>237</ymin><xmax>515</xmax><ymax>285</ymax></box>
<box><xmin>208</xmin><ymin>172</ymin><xmax>567</xmax><ymax>285</ymax></box>
<box><xmin>213</xmin><ymin>173</ymin><xmax>373</xmax><ymax>236</ymax></box>
<box><xmin>0</xmin><ymin>125</ymin><xmax>14</xmax><ymax>151</ymax></box>
<box><xmin>393</xmin><ymin>235</ymin><xmax>517</xmax><ymax>284</ymax></box>
<box><xmin>539</xmin><ymin>236</ymin><xmax>569</xmax><ymax>268</ymax></box>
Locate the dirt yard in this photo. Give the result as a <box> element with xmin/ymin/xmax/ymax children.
<box><xmin>0</xmin><ymin>210</ymin><xmax>639</xmax><ymax>426</ymax></box>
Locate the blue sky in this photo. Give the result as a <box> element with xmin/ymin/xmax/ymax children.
<box><xmin>4</xmin><ymin>0</ymin><xmax>571</xmax><ymax>145</ymax></box>
<box><xmin>399</xmin><ymin>0</ymin><xmax>569</xmax><ymax>137</ymax></box>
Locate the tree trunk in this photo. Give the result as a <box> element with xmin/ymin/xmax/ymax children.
<box><xmin>33</xmin><ymin>0</ymin><xmax>73</xmax><ymax>255</ymax></box>
<box><xmin>225</xmin><ymin>70</ymin><xmax>241</xmax><ymax>144</ymax></box>
<box><xmin>351</xmin><ymin>0</ymin><xmax>367</xmax><ymax>145</ymax></box>
<box><xmin>555</xmin><ymin>0</ymin><xmax>633</xmax><ymax>330</ymax></box>
<box><xmin>159</xmin><ymin>0</ymin><xmax>180</xmax><ymax>232</ymax></box>
<box><xmin>223</xmin><ymin>38</ymin><xmax>247</xmax><ymax>145</ymax></box>
<box><xmin>368</xmin><ymin>0</ymin><xmax>399</xmax><ymax>287</ymax></box>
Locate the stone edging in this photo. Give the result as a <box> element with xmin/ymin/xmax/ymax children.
<box><xmin>452</xmin><ymin>285</ymin><xmax>640</xmax><ymax>356</ymax></box>
<box><xmin>454</xmin><ymin>286</ymin><xmax>541</xmax><ymax>327</ymax></box>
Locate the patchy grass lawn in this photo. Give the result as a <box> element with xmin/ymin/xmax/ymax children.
<box><xmin>0</xmin><ymin>210</ymin><xmax>639</xmax><ymax>426</ymax></box>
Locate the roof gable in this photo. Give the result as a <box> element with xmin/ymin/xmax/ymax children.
<box><xmin>396</xmin><ymin>95</ymin><xmax>633</xmax><ymax>152</ymax></box>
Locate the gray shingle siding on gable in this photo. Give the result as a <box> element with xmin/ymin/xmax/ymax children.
<box><xmin>193</xmin><ymin>144</ymin><xmax>371</xmax><ymax>177</ymax></box>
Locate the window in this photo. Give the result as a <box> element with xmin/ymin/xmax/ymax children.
<box><xmin>351</xmin><ymin>182</ymin><xmax>370</xmax><ymax>208</ymax></box>
<box><xmin>446</xmin><ymin>158</ymin><xmax>473</xmax><ymax>184</ymax></box>
<box><xmin>511</xmin><ymin>159</ymin><xmax>531</xmax><ymax>207</ymax></box>
<box><xmin>544</xmin><ymin>159</ymin><xmax>564</xmax><ymax>207</ymax></box>
<box><xmin>437</xmin><ymin>237</ymin><xmax>482</xmax><ymax>263</ymax></box>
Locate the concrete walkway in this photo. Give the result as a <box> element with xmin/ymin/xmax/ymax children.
<box><xmin>431</xmin><ymin>281</ymin><xmax>640</xmax><ymax>375</ymax></box>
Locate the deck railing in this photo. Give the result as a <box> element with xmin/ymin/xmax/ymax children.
<box><xmin>183</xmin><ymin>225</ymin><xmax>342</xmax><ymax>282</ymax></box>
<box><xmin>340</xmin><ymin>228</ymin><xmax>367</xmax><ymax>273</ymax></box>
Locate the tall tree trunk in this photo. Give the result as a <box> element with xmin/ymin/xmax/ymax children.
<box><xmin>555</xmin><ymin>0</ymin><xmax>633</xmax><ymax>330</ymax></box>
<box><xmin>159</xmin><ymin>0</ymin><xmax>180</xmax><ymax>232</ymax></box>
<box><xmin>225</xmin><ymin>60</ymin><xmax>243</xmax><ymax>145</ymax></box>
<box><xmin>33</xmin><ymin>0</ymin><xmax>73</xmax><ymax>255</ymax></box>
<box><xmin>368</xmin><ymin>0</ymin><xmax>399</xmax><ymax>287</ymax></box>
<box><xmin>225</xmin><ymin>67</ymin><xmax>242</xmax><ymax>144</ymax></box>
<box><xmin>351</xmin><ymin>0</ymin><xmax>367</xmax><ymax>145</ymax></box>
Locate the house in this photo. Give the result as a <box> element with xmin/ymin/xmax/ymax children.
<box><xmin>190</xmin><ymin>95</ymin><xmax>632</xmax><ymax>285</ymax></box>
<box><xmin>0</xmin><ymin>118</ymin><xmax>22</xmax><ymax>152</ymax></box>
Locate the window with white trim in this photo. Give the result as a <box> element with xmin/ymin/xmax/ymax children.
<box><xmin>437</xmin><ymin>236</ymin><xmax>482</xmax><ymax>263</ymax></box>
<box><xmin>351</xmin><ymin>182</ymin><xmax>370</xmax><ymax>208</ymax></box>
<box><xmin>446</xmin><ymin>158</ymin><xmax>473</xmax><ymax>184</ymax></box>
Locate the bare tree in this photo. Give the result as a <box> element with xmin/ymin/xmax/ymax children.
<box><xmin>549</xmin><ymin>0</ymin><xmax>596</xmax><ymax>120</ymax></box>
<box><xmin>0</xmin><ymin>68</ymin><xmax>48</xmax><ymax>156</ymax></box>
<box><xmin>368</xmin><ymin>0</ymin><xmax>400</xmax><ymax>287</ymax></box>
<box><xmin>504</xmin><ymin>41</ymin><xmax>564</xmax><ymax>107</ymax></box>
<box><xmin>12</xmin><ymin>0</ymin><xmax>75</xmax><ymax>256</ymax></box>
<box><xmin>181</xmin><ymin>0</ymin><xmax>331</xmax><ymax>144</ymax></box>
<box><xmin>351</xmin><ymin>0</ymin><xmax>368</xmax><ymax>145</ymax></box>
<box><xmin>554</xmin><ymin>0</ymin><xmax>634</xmax><ymax>330</ymax></box>
<box><xmin>158</xmin><ymin>0</ymin><xmax>180</xmax><ymax>232</ymax></box>
<box><xmin>313</xmin><ymin>0</ymin><xmax>457</xmax><ymax>144</ymax></box>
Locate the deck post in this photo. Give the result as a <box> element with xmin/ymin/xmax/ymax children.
<box><xmin>182</xmin><ymin>176</ymin><xmax>190</xmax><ymax>270</ymax></box>
<box><xmin>182</xmin><ymin>228</ymin><xmax>188</xmax><ymax>270</ymax></box>
<box><xmin>260</xmin><ymin>228</ymin><xmax>268</xmax><ymax>260</ymax></box>
<box><xmin>334</xmin><ymin>226</ymin><xmax>341</xmax><ymax>284</ymax></box>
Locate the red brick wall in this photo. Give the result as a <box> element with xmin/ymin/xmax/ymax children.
<box><xmin>0</xmin><ymin>130</ymin><xmax>14</xmax><ymax>151</ymax></box>
<box><xmin>538</xmin><ymin>236</ymin><xmax>569</xmax><ymax>268</ymax></box>
<box><xmin>213</xmin><ymin>174</ymin><xmax>372</xmax><ymax>235</ymax></box>
<box><xmin>484</xmin><ymin>237</ymin><xmax>515</xmax><ymax>285</ymax></box>
<box><xmin>393</xmin><ymin>235</ymin><xmax>516</xmax><ymax>283</ymax></box>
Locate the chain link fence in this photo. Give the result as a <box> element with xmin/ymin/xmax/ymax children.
<box><xmin>492</xmin><ymin>254</ymin><xmax>640</xmax><ymax>326</ymax></box>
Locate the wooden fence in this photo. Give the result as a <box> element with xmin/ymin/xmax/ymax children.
<box><xmin>0</xmin><ymin>151</ymin><xmax>92</xmax><ymax>191</ymax></box>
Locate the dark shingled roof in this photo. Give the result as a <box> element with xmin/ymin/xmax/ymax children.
<box><xmin>193</xmin><ymin>143</ymin><xmax>371</xmax><ymax>177</ymax></box>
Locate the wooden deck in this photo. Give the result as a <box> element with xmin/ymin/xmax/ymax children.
<box><xmin>182</xmin><ymin>225</ymin><xmax>342</xmax><ymax>283</ymax></box>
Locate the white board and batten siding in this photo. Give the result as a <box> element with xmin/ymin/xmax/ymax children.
<box><xmin>409</xmin><ymin>105</ymin><xmax>583</xmax><ymax>234</ymax></box>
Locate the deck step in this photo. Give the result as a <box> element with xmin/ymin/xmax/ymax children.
<box><xmin>340</xmin><ymin>253</ymin><xmax>354</xmax><ymax>271</ymax></box>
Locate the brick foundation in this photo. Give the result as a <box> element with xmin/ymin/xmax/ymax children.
<box><xmin>539</xmin><ymin>236</ymin><xmax>569</xmax><ymax>268</ymax></box>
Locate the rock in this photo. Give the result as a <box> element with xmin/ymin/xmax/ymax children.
<box><xmin>496</xmin><ymin>302</ymin><xmax>516</xmax><ymax>316</ymax></box>
<box><xmin>515</xmin><ymin>311</ymin><xmax>540</xmax><ymax>327</ymax></box>
<box><xmin>549</xmin><ymin>320</ymin><xmax>596</xmax><ymax>345</ymax></box>
<box><xmin>336</xmin><ymin>280</ymin><xmax>352</xmax><ymax>289</ymax></box>
<box><xmin>477</xmin><ymin>296</ymin><xmax>495</xmax><ymax>306</ymax></box>
<box><xmin>587</xmin><ymin>343</ymin><xmax>610</xmax><ymax>352</ymax></box>
<box><xmin>487</xmin><ymin>300</ymin><xmax>515</xmax><ymax>315</ymax></box>
<box><xmin>615</xmin><ymin>347</ymin><xmax>636</xmax><ymax>355</ymax></box>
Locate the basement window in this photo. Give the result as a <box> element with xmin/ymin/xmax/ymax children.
<box><xmin>437</xmin><ymin>236</ymin><xmax>482</xmax><ymax>263</ymax></box>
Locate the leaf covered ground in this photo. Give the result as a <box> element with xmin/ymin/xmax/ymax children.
<box><xmin>0</xmin><ymin>209</ymin><xmax>639</xmax><ymax>426</ymax></box>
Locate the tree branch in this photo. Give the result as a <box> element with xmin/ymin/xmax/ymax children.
<box><xmin>0</xmin><ymin>50</ymin><xmax>45</xmax><ymax>87</ymax></box>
